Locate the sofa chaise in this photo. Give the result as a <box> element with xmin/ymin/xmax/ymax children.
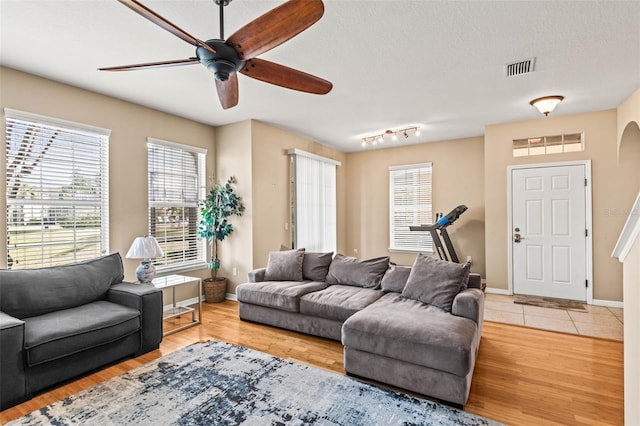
<box><xmin>0</xmin><ymin>253</ymin><xmax>163</xmax><ymax>410</ymax></box>
<box><xmin>237</xmin><ymin>250</ymin><xmax>484</xmax><ymax>406</ymax></box>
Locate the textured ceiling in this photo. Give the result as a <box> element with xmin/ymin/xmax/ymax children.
<box><xmin>1</xmin><ymin>0</ymin><xmax>639</xmax><ymax>152</ymax></box>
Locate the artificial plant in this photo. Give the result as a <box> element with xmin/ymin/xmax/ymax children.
<box><xmin>198</xmin><ymin>176</ymin><xmax>245</xmax><ymax>280</ymax></box>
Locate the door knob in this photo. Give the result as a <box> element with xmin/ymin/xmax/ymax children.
<box><xmin>514</xmin><ymin>233</ymin><xmax>523</xmax><ymax>243</ymax></box>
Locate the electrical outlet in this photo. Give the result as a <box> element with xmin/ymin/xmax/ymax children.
<box><xmin>284</xmin><ymin>222</ymin><xmax>289</xmax><ymax>231</ymax></box>
<box><xmin>466</xmin><ymin>256</ymin><xmax>472</xmax><ymax>264</ymax></box>
<box><xmin>232</xmin><ymin>267</ymin><xmax>238</xmax><ymax>276</ymax></box>
<box><xmin>353</xmin><ymin>248</ymin><xmax>358</xmax><ymax>255</ymax></box>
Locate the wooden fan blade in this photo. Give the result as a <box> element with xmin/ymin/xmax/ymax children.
<box><xmin>99</xmin><ymin>58</ymin><xmax>200</xmax><ymax>71</ymax></box>
<box><xmin>226</xmin><ymin>0</ymin><xmax>324</xmax><ymax>60</ymax></box>
<box><xmin>216</xmin><ymin>74</ymin><xmax>239</xmax><ymax>109</ymax></box>
<box><xmin>240</xmin><ymin>58</ymin><xmax>332</xmax><ymax>95</ymax></box>
<box><xmin>117</xmin><ymin>0</ymin><xmax>216</xmax><ymax>54</ymax></box>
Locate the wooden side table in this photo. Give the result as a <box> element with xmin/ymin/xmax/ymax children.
<box><xmin>152</xmin><ymin>274</ymin><xmax>202</xmax><ymax>336</ymax></box>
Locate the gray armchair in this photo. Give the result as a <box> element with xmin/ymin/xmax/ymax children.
<box><xmin>0</xmin><ymin>253</ymin><xmax>163</xmax><ymax>410</ymax></box>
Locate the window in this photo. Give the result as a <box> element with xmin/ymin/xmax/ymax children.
<box><xmin>288</xmin><ymin>149</ymin><xmax>340</xmax><ymax>253</ymax></box>
<box><xmin>5</xmin><ymin>108</ymin><xmax>110</xmax><ymax>269</ymax></box>
<box><xmin>513</xmin><ymin>132</ymin><xmax>584</xmax><ymax>157</ymax></box>
<box><xmin>389</xmin><ymin>163</ymin><xmax>433</xmax><ymax>253</ymax></box>
<box><xmin>147</xmin><ymin>138</ymin><xmax>206</xmax><ymax>271</ymax></box>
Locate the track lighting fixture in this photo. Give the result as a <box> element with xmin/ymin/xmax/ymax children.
<box><xmin>361</xmin><ymin>126</ymin><xmax>421</xmax><ymax>147</ymax></box>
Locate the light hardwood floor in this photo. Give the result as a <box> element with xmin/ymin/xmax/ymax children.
<box><xmin>1</xmin><ymin>300</ymin><xmax>624</xmax><ymax>425</ymax></box>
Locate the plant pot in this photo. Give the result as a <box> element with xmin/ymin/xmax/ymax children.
<box><xmin>203</xmin><ymin>277</ymin><xmax>227</xmax><ymax>303</ymax></box>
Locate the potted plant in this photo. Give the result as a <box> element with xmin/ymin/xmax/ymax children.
<box><xmin>198</xmin><ymin>176</ymin><xmax>245</xmax><ymax>303</ymax></box>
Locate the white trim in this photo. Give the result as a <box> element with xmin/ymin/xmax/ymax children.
<box><xmin>485</xmin><ymin>287</ymin><xmax>511</xmax><ymax>295</ymax></box>
<box><xmin>507</xmin><ymin>160</ymin><xmax>593</xmax><ymax>303</ymax></box>
<box><xmin>389</xmin><ymin>162</ymin><xmax>432</xmax><ymax>171</ymax></box>
<box><xmin>156</xmin><ymin>262</ymin><xmax>209</xmax><ymax>275</ymax></box>
<box><xmin>225</xmin><ymin>292</ymin><xmax>238</xmax><ymax>301</ymax></box>
<box><xmin>4</xmin><ymin>108</ymin><xmax>111</xmax><ymax>136</ymax></box>
<box><xmin>612</xmin><ymin>192</ymin><xmax>640</xmax><ymax>262</ymax></box>
<box><xmin>147</xmin><ymin>137</ymin><xmax>208</xmax><ymax>154</ymax></box>
<box><xmin>287</xmin><ymin>148</ymin><xmax>341</xmax><ymax>166</ymax></box>
<box><xmin>592</xmin><ymin>299</ymin><xmax>624</xmax><ymax>309</ymax></box>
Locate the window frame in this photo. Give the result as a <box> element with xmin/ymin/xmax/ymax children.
<box><xmin>389</xmin><ymin>162</ymin><xmax>433</xmax><ymax>254</ymax></box>
<box><xmin>146</xmin><ymin>137</ymin><xmax>207</xmax><ymax>274</ymax></box>
<box><xmin>4</xmin><ymin>108</ymin><xmax>110</xmax><ymax>269</ymax></box>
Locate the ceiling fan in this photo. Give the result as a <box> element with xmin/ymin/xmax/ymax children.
<box><xmin>100</xmin><ymin>0</ymin><xmax>333</xmax><ymax>109</ymax></box>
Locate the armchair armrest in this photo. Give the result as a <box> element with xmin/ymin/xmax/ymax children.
<box><xmin>0</xmin><ymin>311</ymin><xmax>27</xmax><ymax>409</ymax></box>
<box><xmin>452</xmin><ymin>288</ymin><xmax>484</xmax><ymax>329</ymax></box>
<box><xmin>107</xmin><ymin>282</ymin><xmax>163</xmax><ymax>355</ymax></box>
<box><xmin>248</xmin><ymin>268</ymin><xmax>266</xmax><ymax>283</ymax></box>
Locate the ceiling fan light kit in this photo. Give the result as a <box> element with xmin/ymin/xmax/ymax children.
<box><xmin>530</xmin><ymin>95</ymin><xmax>564</xmax><ymax>116</ymax></box>
<box><xmin>100</xmin><ymin>0</ymin><xmax>333</xmax><ymax>110</ymax></box>
<box><xmin>361</xmin><ymin>126</ymin><xmax>421</xmax><ymax>147</ymax></box>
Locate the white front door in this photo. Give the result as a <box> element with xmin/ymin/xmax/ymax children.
<box><xmin>511</xmin><ymin>164</ymin><xmax>588</xmax><ymax>301</ymax></box>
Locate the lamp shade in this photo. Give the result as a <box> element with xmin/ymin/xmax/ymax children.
<box><xmin>126</xmin><ymin>236</ymin><xmax>164</xmax><ymax>259</ymax></box>
<box><xmin>530</xmin><ymin>95</ymin><xmax>564</xmax><ymax>116</ymax></box>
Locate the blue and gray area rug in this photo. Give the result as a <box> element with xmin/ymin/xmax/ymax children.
<box><xmin>11</xmin><ymin>340</ymin><xmax>500</xmax><ymax>425</ymax></box>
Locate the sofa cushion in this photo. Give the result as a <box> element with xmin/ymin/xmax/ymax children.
<box><xmin>23</xmin><ymin>301</ymin><xmax>140</xmax><ymax>367</ymax></box>
<box><xmin>264</xmin><ymin>249</ymin><xmax>305</xmax><ymax>281</ymax></box>
<box><xmin>325</xmin><ymin>254</ymin><xmax>389</xmax><ymax>289</ymax></box>
<box><xmin>402</xmin><ymin>254</ymin><xmax>470</xmax><ymax>312</ymax></box>
<box><xmin>342</xmin><ymin>293</ymin><xmax>478</xmax><ymax>377</ymax></box>
<box><xmin>299</xmin><ymin>285</ymin><xmax>384</xmax><ymax>322</ymax></box>
<box><xmin>302</xmin><ymin>252</ymin><xmax>334</xmax><ymax>282</ymax></box>
<box><xmin>381</xmin><ymin>264</ymin><xmax>412</xmax><ymax>293</ymax></box>
<box><xmin>236</xmin><ymin>281</ymin><xmax>329</xmax><ymax>313</ymax></box>
<box><xmin>0</xmin><ymin>253</ymin><xmax>125</xmax><ymax>319</ymax></box>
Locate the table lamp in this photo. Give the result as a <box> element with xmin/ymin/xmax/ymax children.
<box><xmin>126</xmin><ymin>236</ymin><xmax>164</xmax><ymax>284</ymax></box>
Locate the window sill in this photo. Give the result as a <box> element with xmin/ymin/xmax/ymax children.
<box><xmin>388</xmin><ymin>248</ymin><xmax>434</xmax><ymax>255</ymax></box>
<box><xmin>156</xmin><ymin>262</ymin><xmax>209</xmax><ymax>276</ymax></box>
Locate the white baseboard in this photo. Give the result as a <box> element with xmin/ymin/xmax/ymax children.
<box><xmin>592</xmin><ymin>299</ymin><xmax>624</xmax><ymax>309</ymax></box>
<box><xmin>163</xmin><ymin>296</ymin><xmax>201</xmax><ymax>311</ymax></box>
<box><xmin>485</xmin><ymin>287</ymin><xmax>511</xmax><ymax>295</ymax></box>
<box><xmin>163</xmin><ymin>293</ymin><xmax>237</xmax><ymax>311</ymax></box>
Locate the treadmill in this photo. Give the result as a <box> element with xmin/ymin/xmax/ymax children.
<box><xmin>410</xmin><ymin>205</ymin><xmax>467</xmax><ymax>263</ymax></box>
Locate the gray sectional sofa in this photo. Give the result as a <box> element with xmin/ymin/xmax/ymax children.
<box><xmin>237</xmin><ymin>250</ymin><xmax>484</xmax><ymax>406</ymax></box>
<box><xmin>0</xmin><ymin>253</ymin><xmax>163</xmax><ymax>410</ymax></box>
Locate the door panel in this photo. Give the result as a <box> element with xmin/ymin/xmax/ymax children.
<box><xmin>512</xmin><ymin>164</ymin><xmax>586</xmax><ymax>301</ymax></box>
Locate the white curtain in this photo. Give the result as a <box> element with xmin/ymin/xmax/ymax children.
<box><xmin>290</xmin><ymin>150</ymin><xmax>339</xmax><ymax>253</ymax></box>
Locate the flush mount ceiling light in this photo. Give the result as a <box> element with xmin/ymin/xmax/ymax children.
<box><xmin>530</xmin><ymin>95</ymin><xmax>564</xmax><ymax>117</ymax></box>
<box><xmin>361</xmin><ymin>126</ymin><xmax>421</xmax><ymax>147</ymax></box>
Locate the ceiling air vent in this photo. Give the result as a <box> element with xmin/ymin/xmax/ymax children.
<box><xmin>504</xmin><ymin>57</ymin><xmax>536</xmax><ymax>77</ymax></box>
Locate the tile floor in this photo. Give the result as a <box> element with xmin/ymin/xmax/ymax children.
<box><xmin>484</xmin><ymin>293</ymin><xmax>624</xmax><ymax>341</ymax></box>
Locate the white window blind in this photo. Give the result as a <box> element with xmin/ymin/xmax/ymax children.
<box><xmin>5</xmin><ymin>108</ymin><xmax>110</xmax><ymax>269</ymax></box>
<box><xmin>147</xmin><ymin>138</ymin><xmax>206</xmax><ymax>270</ymax></box>
<box><xmin>289</xmin><ymin>149</ymin><xmax>340</xmax><ymax>253</ymax></box>
<box><xmin>389</xmin><ymin>162</ymin><xmax>433</xmax><ymax>252</ymax></box>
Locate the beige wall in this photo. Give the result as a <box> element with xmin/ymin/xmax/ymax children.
<box><xmin>214</xmin><ymin>120</ymin><xmax>347</xmax><ymax>294</ymax></box>
<box><xmin>484</xmin><ymin>110</ymin><xmax>639</xmax><ymax>302</ymax></box>
<box><xmin>616</xmin><ymin>88</ymin><xmax>640</xmax><ymax>426</ymax></box>
<box><xmin>0</xmin><ymin>67</ymin><xmax>216</xmax><ymax>292</ymax></box>
<box><xmin>214</xmin><ymin>121</ymin><xmax>253</xmax><ymax>295</ymax></box>
<box><xmin>345</xmin><ymin>137</ymin><xmax>486</xmax><ymax>275</ymax></box>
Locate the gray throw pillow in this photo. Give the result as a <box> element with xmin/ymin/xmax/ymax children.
<box><xmin>381</xmin><ymin>264</ymin><xmax>412</xmax><ymax>293</ymax></box>
<box><xmin>401</xmin><ymin>254</ymin><xmax>470</xmax><ymax>312</ymax></box>
<box><xmin>264</xmin><ymin>249</ymin><xmax>305</xmax><ymax>281</ymax></box>
<box><xmin>302</xmin><ymin>252</ymin><xmax>334</xmax><ymax>281</ymax></box>
<box><xmin>325</xmin><ymin>254</ymin><xmax>390</xmax><ymax>289</ymax></box>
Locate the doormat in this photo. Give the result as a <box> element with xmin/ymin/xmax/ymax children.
<box><xmin>513</xmin><ymin>295</ymin><xmax>586</xmax><ymax>311</ymax></box>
